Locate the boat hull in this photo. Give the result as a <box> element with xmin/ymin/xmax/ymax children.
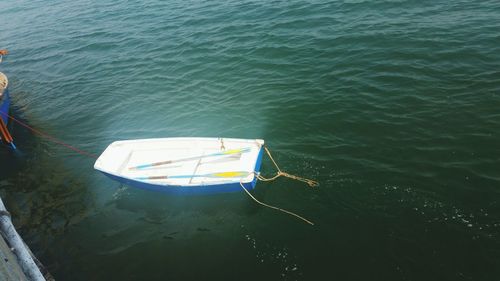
<box><xmin>0</xmin><ymin>87</ymin><xmax>10</xmax><ymax>124</ymax></box>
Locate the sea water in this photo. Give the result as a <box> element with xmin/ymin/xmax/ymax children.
<box><xmin>0</xmin><ymin>0</ymin><xmax>499</xmax><ymax>280</ymax></box>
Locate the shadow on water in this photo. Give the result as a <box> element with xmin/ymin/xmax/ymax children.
<box><xmin>0</xmin><ymin>105</ymin><xmax>95</xmax><ymax>275</ymax></box>
<box><xmin>107</xmin><ymin>181</ymin><xmax>267</xmax><ymax>225</ymax></box>
<box><xmin>1</xmin><ymin>105</ymin><xmax>310</xmax><ymax>281</ymax></box>
<box><xmin>0</xmin><ymin>107</ymin><xmax>31</xmax><ymax>177</ymax></box>
<box><xmin>54</xmin><ymin>180</ymin><xmax>314</xmax><ymax>281</ymax></box>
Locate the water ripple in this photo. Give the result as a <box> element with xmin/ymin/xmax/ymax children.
<box><xmin>1</xmin><ymin>0</ymin><xmax>500</xmax><ymax>280</ymax></box>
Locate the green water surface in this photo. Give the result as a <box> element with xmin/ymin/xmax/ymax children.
<box><xmin>1</xmin><ymin>0</ymin><xmax>500</xmax><ymax>280</ymax></box>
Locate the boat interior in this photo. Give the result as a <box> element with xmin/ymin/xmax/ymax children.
<box><xmin>95</xmin><ymin>138</ymin><xmax>263</xmax><ymax>186</ymax></box>
<box><xmin>0</xmin><ymin>72</ymin><xmax>7</xmax><ymax>96</ymax></box>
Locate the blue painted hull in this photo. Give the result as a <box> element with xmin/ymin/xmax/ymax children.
<box><xmin>100</xmin><ymin>146</ymin><xmax>265</xmax><ymax>195</ymax></box>
<box><xmin>0</xmin><ymin>88</ymin><xmax>10</xmax><ymax>124</ymax></box>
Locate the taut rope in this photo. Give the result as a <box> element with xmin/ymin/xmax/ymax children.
<box><xmin>0</xmin><ymin>111</ymin><xmax>98</xmax><ymax>159</ymax></box>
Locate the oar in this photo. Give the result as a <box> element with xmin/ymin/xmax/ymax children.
<box><xmin>129</xmin><ymin>147</ymin><xmax>251</xmax><ymax>170</ymax></box>
<box><xmin>135</xmin><ymin>171</ymin><xmax>250</xmax><ymax>181</ymax></box>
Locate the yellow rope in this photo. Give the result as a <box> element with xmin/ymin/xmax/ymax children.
<box><xmin>238</xmin><ymin>146</ymin><xmax>319</xmax><ymax>226</ymax></box>
<box><xmin>239</xmin><ymin>180</ymin><xmax>314</xmax><ymax>225</ymax></box>
<box><xmin>258</xmin><ymin>147</ymin><xmax>319</xmax><ymax>187</ymax></box>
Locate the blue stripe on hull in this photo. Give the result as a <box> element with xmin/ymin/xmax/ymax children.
<box><xmin>101</xmin><ymin>146</ymin><xmax>265</xmax><ymax>195</ymax></box>
<box><xmin>0</xmin><ymin>88</ymin><xmax>10</xmax><ymax>124</ymax></box>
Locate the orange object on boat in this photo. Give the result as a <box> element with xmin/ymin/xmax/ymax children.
<box><xmin>0</xmin><ymin>117</ymin><xmax>13</xmax><ymax>144</ymax></box>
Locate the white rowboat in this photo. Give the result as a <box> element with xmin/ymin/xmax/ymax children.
<box><xmin>94</xmin><ymin>137</ymin><xmax>264</xmax><ymax>194</ymax></box>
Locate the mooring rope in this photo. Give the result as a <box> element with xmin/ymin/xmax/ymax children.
<box><xmin>0</xmin><ymin>111</ymin><xmax>98</xmax><ymax>159</ymax></box>
<box><xmin>239</xmin><ymin>179</ymin><xmax>314</xmax><ymax>225</ymax></box>
<box><xmin>239</xmin><ymin>146</ymin><xmax>318</xmax><ymax>226</ymax></box>
<box><xmin>258</xmin><ymin>147</ymin><xmax>319</xmax><ymax>187</ymax></box>
<box><xmin>3</xmin><ymin>111</ymin><xmax>317</xmax><ymax>225</ymax></box>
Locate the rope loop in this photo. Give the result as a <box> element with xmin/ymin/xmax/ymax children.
<box><xmin>258</xmin><ymin>146</ymin><xmax>319</xmax><ymax>187</ymax></box>
<box><xmin>238</xmin><ymin>145</ymin><xmax>319</xmax><ymax>226</ymax></box>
